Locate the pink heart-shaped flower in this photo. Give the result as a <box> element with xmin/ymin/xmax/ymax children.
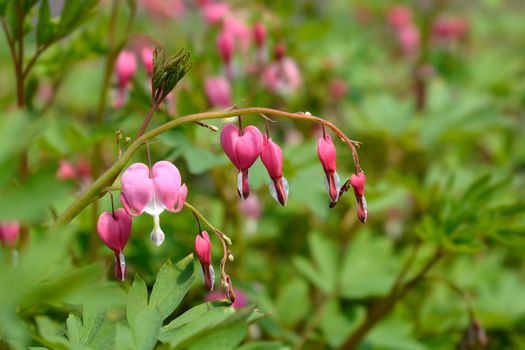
<box><xmin>97</xmin><ymin>208</ymin><xmax>132</xmax><ymax>253</ymax></box>
<box><xmin>221</xmin><ymin>124</ymin><xmax>263</xmax><ymax>171</ymax></box>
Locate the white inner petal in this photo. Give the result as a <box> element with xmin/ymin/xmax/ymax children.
<box><xmin>119</xmin><ymin>251</ymin><xmax>126</xmax><ymax>281</ymax></box>
<box><xmin>150</xmin><ymin>214</ymin><xmax>165</xmax><ymax>246</ymax></box>
<box><xmin>209</xmin><ymin>265</ymin><xmax>215</xmax><ymax>291</ymax></box>
<box><xmin>269</xmin><ymin>181</ymin><xmax>278</xmax><ymax>203</ymax></box>
<box><xmin>237</xmin><ymin>171</ymin><xmax>245</xmax><ymax>200</ymax></box>
<box><xmin>144</xmin><ymin>191</ymin><xmax>166</xmax><ymax>216</ymax></box>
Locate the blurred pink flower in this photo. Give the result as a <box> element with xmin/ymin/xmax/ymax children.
<box><xmin>205</xmin><ymin>76</ymin><xmax>232</xmax><ymax>108</ymax></box>
<box><xmin>329</xmin><ymin>79</ymin><xmax>347</xmax><ymax>101</ymax></box>
<box><xmin>387</xmin><ymin>6</ymin><xmax>412</xmax><ymax>29</ymax></box>
<box><xmin>206</xmin><ymin>288</ymin><xmax>248</xmax><ymax>309</ymax></box>
<box><xmin>239</xmin><ymin>194</ymin><xmax>262</xmax><ymax>220</ymax></box>
<box><xmin>398</xmin><ymin>24</ymin><xmax>420</xmax><ymax>55</ymax></box>
<box><xmin>57</xmin><ymin>160</ymin><xmax>77</xmax><ymax>180</ymax></box>
<box><xmin>140</xmin><ymin>0</ymin><xmax>185</xmax><ymax>19</ymax></box>
<box><xmin>223</xmin><ymin>16</ymin><xmax>251</xmax><ymax>52</ymax></box>
<box><xmin>141</xmin><ymin>47</ymin><xmax>154</xmax><ymax>78</ymax></box>
<box><xmin>120</xmin><ymin>161</ymin><xmax>187</xmax><ymax>246</ymax></box>
<box><xmin>201</xmin><ymin>2</ymin><xmax>230</xmax><ymax>25</ymax></box>
<box><xmin>262</xmin><ymin>57</ymin><xmax>302</xmax><ymax>95</ymax></box>
<box><xmin>433</xmin><ymin>16</ymin><xmax>469</xmax><ymax>41</ymax></box>
<box><xmin>114</xmin><ymin>50</ymin><xmax>137</xmax><ymax>108</ymax></box>
<box><xmin>0</xmin><ymin>221</ymin><xmax>20</xmax><ymax>247</ymax></box>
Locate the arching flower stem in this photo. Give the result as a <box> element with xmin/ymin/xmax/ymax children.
<box><xmin>52</xmin><ymin>107</ymin><xmax>362</xmax><ymax>228</ymax></box>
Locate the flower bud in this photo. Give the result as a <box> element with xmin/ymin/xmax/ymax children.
<box><xmin>253</xmin><ymin>22</ymin><xmax>266</xmax><ymax>48</ymax></box>
<box><xmin>115</xmin><ymin>50</ymin><xmax>137</xmax><ymax>89</ymax></box>
<box><xmin>317</xmin><ymin>133</ymin><xmax>340</xmax><ymax>204</ymax></box>
<box><xmin>0</xmin><ymin>221</ymin><xmax>20</xmax><ymax>247</ymax></box>
<box><xmin>217</xmin><ymin>29</ymin><xmax>234</xmax><ymax>64</ymax></box>
<box><xmin>205</xmin><ymin>76</ymin><xmax>232</xmax><ymax>108</ymax></box>
<box><xmin>350</xmin><ymin>172</ymin><xmax>367</xmax><ymax>223</ymax></box>
<box><xmin>260</xmin><ymin>134</ymin><xmax>288</xmax><ymax>206</ymax></box>
<box><xmin>195</xmin><ymin>231</ymin><xmax>215</xmax><ymax>291</ymax></box>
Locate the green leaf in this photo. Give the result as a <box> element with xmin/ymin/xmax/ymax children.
<box><xmin>275</xmin><ymin>278</ymin><xmax>310</xmax><ymax>326</ymax></box>
<box><xmin>340</xmin><ymin>233</ymin><xmax>400</xmax><ymax>299</ymax></box>
<box><xmin>130</xmin><ymin>305</ymin><xmax>162</xmax><ymax>350</ymax></box>
<box><xmin>149</xmin><ymin>255</ymin><xmax>195</xmax><ymax>321</ymax></box>
<box><xmin>0</xmin><ymin>0</ymin><xmax>11</xmax><ymax>15</ymax></box>
<box><xmin>319</xmin><ymin>300</ymin><xmax>365</xmax><ymax>348</ymax></box>
<box><xmin>235</xmin><ymin>342</ymin><xmax>288</xmax><ymax>350</ymax></box>
<box><xmin>160</xmin><ymin>305</ymin><xmax>254</xmax><ymax>349</ymax></box>
<box><xmin>126</xmin><ymin>274</ymin><xmax>148</xmax><ymax>327</ymax></box>
<box><xmin>188</xmin><ymin>323</ymin><xmax>247</xmax><ymax>350</ymax></box>
<box><xmin>37</xmin><ymin>0</ymin><xmax>53</xmax><ymax>46</ymax></box>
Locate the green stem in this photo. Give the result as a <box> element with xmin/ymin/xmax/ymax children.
<box><xmin>52</xmin><ymin>107</ymin><xmax>361</xmax><ymax>228</ymax></box>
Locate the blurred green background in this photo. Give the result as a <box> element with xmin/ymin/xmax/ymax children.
<box><xmin>1</xmin><ymin>0</ymin><xmax>525</xmax><ymax>349</ymax></box>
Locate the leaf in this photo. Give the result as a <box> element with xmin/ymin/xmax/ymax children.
<box><xmin>126</xmin><ymin>274</ymin><xmax>148</xmax><ymax>327</ymax></box>
<box><xmin>130</xmin><ymin>305</ymin><xmax>162</xmax><ymax>350</ymax></box>
<box><xmin>0</xmin><ymin>0</ymin><xmax>11</xmax><ymax>15</ymax></box>
<box><xmin>36</xmin><ymin>0</ymin><xmax>53</xmax><ymax>46</ymax></box>
<box><xmin>235</xmin><ymin>342</ymin><xmax>288</xmax><ymax>350</ymax></box>
<box><xmin>275</xmin><ymin>278</ymin><xmax>311</xmax><ymax>326</ymax></box>
<box><xmin>149</xmin><ymin>255</ymin><xmax>195</xmax><ymax>321</ymax></box>
<box><xmin>160</xmin><ymin>305</ymin><xmax>254</xmax><ymax>349</ymax></box>
<box><xmin>340</xmin><ymin>232</ymin><xmax>400</xmax><ymax>299</ymax></box>
<box><xmin>188</xmin><ymin>323</ymin><xmax>247</xmax><ymax>350</ymax></box>
<box><xmin>319</xmin><ymin>300</ymin><xmax>365</xmax><ymax>348</ymax></box>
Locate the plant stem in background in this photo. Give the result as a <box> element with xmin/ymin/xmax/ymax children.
<box><xmin>90</xmin><ymin>0</ymin><xmax>121</xmax><ymax>260</ymax></box>
<box><xmin>338</xmin><ymin>247</ymin><xmax>445</xmax><ymax>350</ymax></box>
<box><xmin>52</xmin><ymin>107</ymin><xmax>363</xmax><ymax>228</ymax></box>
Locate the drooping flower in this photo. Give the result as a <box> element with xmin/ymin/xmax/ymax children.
<box><xmin>350</xmin><ymin>172</ymin><xmax>367</xmax><ymax>223</ymax></box>
<box><xmin>97</xmin><ymin>208</ymin><xmax>132</xmax><ymax>281</ymax></box>
<box><xmin>201</xmin><ymin>2</ymin><xmax>230</xmax><ymax>25</ymax></box>
<box><xmin>0</xmin><ymin>221</ymin><xmax>20</xmax><ymax>248</ymax></box>
<box><xmin>432</xmin><ymin>16</ymin><xmax>469</xmax><ymax>43</ymax></box>
<box><xmin>262</xmin><ymin>54</ymin><xmax>302</xmax><ymax>95</ymax></box>
<box><xmin>195</xmin><ymin>231</ymin><xmax>214</xmax><ymax>291</ymax></box>
<box><xmin>317</xmin><ymin>133</ymin><xmax>340</xmax><ymax>204</ymax></box>
<box><xmin>120</xmin><ymin>161</ymin><xmax>187</xmax><ymax>246</ymax></box>
<box><xmin>220</xmin><ymin>124</ymin><xmax>263</xmax><ymax>199</ymax></box>
<box><xmin>260</xmin><ymin>134</ymin><xmax>288</xmax><ymax>206</ymax></box>
<box><xmin>387</xmin><ymin>6</ymin><xmax>412</xmax><ymax>29</ymax></box>
<box><xmin>141</xmin><ymin>47</ymin><xmax>154</xmax><ymax>78</ymax></box>
<box><xmin>140</xmin><ymin>0</ymin><xmax>186</xmax><ymax>19</ymax></box>
<box><xmin>253</xmin><ymin>22</ymin><xmax>267</xmax><ymax>66</ymax></box>
<box><xmin>205</xmin><ymin>76</ymin><xmax>232</xmax><ymax>108</ymax></box>
<box><xmin>397</xmin><ymin>24</ymin><xmax>420</xmax><ymax>55</ymax></box>
<box><xmin>114</xmin><ymin>50</ymin><xmax>137</xmax><ymax>108</ymax></box>
<box><xmin>56</xmin><ymin>160</ymin><xmax>77</xmax><ymax>181</ymax></box>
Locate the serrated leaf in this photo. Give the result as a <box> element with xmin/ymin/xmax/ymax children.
<box><xmin>126</xmin><ymin>274</ymin><xmax>148</xmax><ymax>327</ymax></box>
<box><xmin>130</xmin><ymin>306</ymin><xmax>161</xmax><ymax>350</ymax></box>
<box><xmin>149</xmin><ymin>255</ymin><xmax>195</xmax><ymax>321</ymax></box>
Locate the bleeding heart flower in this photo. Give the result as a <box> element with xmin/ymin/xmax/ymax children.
<box><xmin>260</xmin><ymin>134</ymin><xmax>288</xmax><ymax>206</ymax></box>
<box><xmin>262</xmin><ymin>57</ymin><xmax>302</xmax><ymax>95</ymax></box>
<box><xmin>141</xmin><ymin>47</ymin><xmax>154</xmax><ymax>78</ymax></box>
<box><xmin>114</xmin><ymin>50</ymin><xmax>137</xmax><ymax>108</ymax></box>
<box><xmin>195</xmin><ymin>231</ymin><xmax>215</xmax><ymax>291</ymax></box>
<box><xmin>120</xmin><ymin>161</ymin><xmax>188</xmax><ymax>246</ymax></box>
<box><xmin>350</xmin><ymin>172</ymin><xmax>367</xmax><ymax>223</ymax></box>
<box><xmin>221</xmin><ymin>124</ymin><xmax>263</xmax><ymax>200</ymax></box>
<box><xmin>205</xmin><ymin>76</ymin><xmax>232</xmax><ymax>108</ymax></box>
<box><xmin>317</xmin><ymin>133</ymin><xmax>340</xmax><ymax>204</ymax></box>
<box><xmin>0</xmin><ymin>221</ymin><xmax>20</xmax><ymax>247</ymax></box>
<box><xmin>97</xmin><ymin>208</ymin><xmax>132</xmax><ymax>281</ymax></box>
<box><xmin>56</xmin><ymin>160</ymin><xmax>77</xmax><ymax>181</ymax></box>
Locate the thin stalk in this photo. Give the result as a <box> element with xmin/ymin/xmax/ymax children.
<box><xmin>53</xmin><ymin>107</ymin><xmax>362</xmax><ymax>228</ymax></box>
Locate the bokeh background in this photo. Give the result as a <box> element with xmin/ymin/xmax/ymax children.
<box><xmin>1</xmin><ymin>0</ymin><xmax>525</xmax><ymax>349</ymax></box>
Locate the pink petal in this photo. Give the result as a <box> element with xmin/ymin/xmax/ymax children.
<box><xmin>221</xmin><ymin>124</ymin><xmax>241</xmax><ymax>168</ymax></box>
<box><xmin>235</xmin><ymin>126</ymin><xmax>263</xmax><ymax>170</ymax></box>
<box><xmin>317</xmin><ymin>134</ymin><xmax>337</xmax><ymax>173</ymax></box>
<box><xmin>120</xmin><ymin>163</ymin><xmax>153</xmax><ymax>215</ymax></box>
<box><xmin>172</xmin><ymin>183</ymin><xmax>187</xmax><ymax>213</ymax></box>
<box><xmin>260</xmin><ymin>135</ymin><xmax>283</xmax><ymax>179</ymax></box>
<box><xmin>151</xmin><ymin>161</ymin><xmax>182</xmax><ymax>211</ymax></box>
<box><xmin>97</xmin><ymin>210</ymin><xmax>131</xmax><ymax>252</ymax></box>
